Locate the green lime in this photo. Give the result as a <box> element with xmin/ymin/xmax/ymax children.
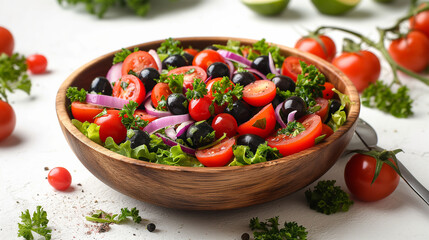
<box><xmin>241</xmin><ymin>0</ymin><xmax>290</xmax><ymax>16</ymax></box>
<box><xmin>311</xmin><ymin>0</ymin><xmax>361</xmax><ymax>15</ymax></box>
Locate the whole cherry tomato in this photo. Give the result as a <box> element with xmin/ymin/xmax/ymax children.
<box><xmin>295</xmin><ymin>35</ymin><xmax>336</xmax><ymax>62</ymax></box>
<box><xmin>188</xmin><ymin>96</ymin><xmax>213</xmax><ymax>121</ymax></box>
<box><xmin>192</xmin><ymin>49</ymin><xmax>225</xmax><ymax>71</ymax></box>
<box><xmin>212</xmin><ymin>113</ymin><xmax>238</xmax><ymax>139</ymax></box>
<box><xmin>388</xmin><ymin>31</ymin><xmax>429</xmax><ymax>73</ymax></box>
<box><xmin>48</xmin><ymin>167</ymin><xmax>72</xmax><ymax>191</ymax></box>
<box><xmin>151</xmin><ymin>82</ymin><xmax>172</xmax><ymax>108</ymax></box>
<box><xmin>281</xmin><ymin>56</ymin><xmax>308</xmax><ymax>82</ymax></box>
<box><xmin>26</xmin><ymin>54</ymin><xmax>48</xmax><ymax>74</ymax></box>
<box><xmin>0</xmin><ymin>100</ymin><xmax>16</xmax><ymax>141</ymax></box>
<box><xmin>409</xmin><ymin>3</ymin><xmax>429</xmax><ymax>39</ymax></box>
<box><xmin>345</xmin><ymin>153</ymin><xmax>400</xmax><ymax>202</ymax></box>
<box><xmin>0</xmin><ymin>26</ymin><xmax>14</xmax><ymax>56</ymax></box>
<box><xmin>94</xmin><ymin>110</ymin><xmax>127</xmax><ymax>144</ymax></box>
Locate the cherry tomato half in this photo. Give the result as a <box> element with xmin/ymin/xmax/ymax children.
<box><xmin>388</xmin><ymin>31</ymin><xmax>429</xmax><ymax>73</ymax></box>
<box><xmin>242</xmin><ymin>80</ymin><xmax>276</xmax><ymax>107</ymax></box>
<box><xmin>192</xmin><ymin>49</ymin><xmax>225</xmax><ymax>71</ymax></box>
<box><xmin>48</xmin><ymin>167</ymin><xmax>72</xmax><ymax>191</ymax></box>
<box><xmin>322</xmin><ymin>82</ymin><xmax>335</xmax><ymax>99</ymax></box>
<box><xmin>134</xmin><ymin>109</ymin><xmax>158</xmax><ymax>123</ymax></box>
<box><xmin>281</xmin><ymin>56</ymin><xmax>307</xmax><ymax>82</ymax></box>
<box><xmin>188</xmin><ymin>96</ymin><xmax>213</xmax><ymax>121</ymax></box>
<box><xmin>321</xmin><ymin>123</ymin><xmax>334</xmax><ymax>138</ymax></box>
<box><xmin>71</xmin><ymin>101</ymin><xmax>105</xmax><ymax>123</ymax></box>
<box><xmin>26</xmin><ymin>54</ymin><xmax>48</xmax><ymax>74</ymax></box>
<box><xmin>345</xmin><ymin>153</ymin><xmax>400</xmax><ymax>202</ymax></box>
<box><xmin>151</xmin><ymin>82</ymin><xmax>172</xmax><ymax>108</ymax></box>
<box><xmin>113</xmin><ymin>74</ymin><xmax>146</xmax><ymax>105</ymax></box>
<box><xmin>0</xmin><ymin>26</ymin><xmax>14</xmax><ymax>56</ymax></box>
<box><xmin>212</xmin><ymin>113</ymin><xmax>238</xmax><ymax>139</ymax></box>
<box><xmin>0</xmin><ymin>100</ymin><xmax>16</xmax><ymax>141</ymax></box>
<box><xmin>195</xmin><ymin>138</ymin><xmax>235</xmax><ymax>167</ymax></box>
<box><xmin>409</xmin><ymin>3</ymin><xmax>429</xmax><ymax>39</ymax></box>
<box><xmin>314</xmin><ymin>97</ymin><xmax>329</xmax><ymax>122</ymax></box>
<box><xmin>267</xmin><ymin>114</ymin><xmax>322</xmax><ymax>156</ymax></box>
<box><xmin>237</xmin><ymin>103</ymin><xmax>276</xmax><ymax>138</ymax></box>
<box><xmin>94</xmin><ymin>110</ymin><xmax>127</xmax><ymax>144</ymax></box>
<box><xmin>168</xmin><ymin>66</ymin><xmax>207</xmax><ymax>90</ymax></box>
<box><xmin>295</xmin><ymin>35</ymin><xmax>337</xmax><ymax>62</ymax></box>
<box><xmin>121</xmin><ymin>50</ymin><xmax>158</xmax><ymax>75</ymax></box>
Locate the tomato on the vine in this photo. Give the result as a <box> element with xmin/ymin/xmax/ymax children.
<box><xmin>112</xmin><ymin>74</ymin><xmax>146</xmax><ymax>105</ymax></box>
<box><xmin>212</xmin><ymin>113</ymin><xmax>238</xmax><ymax>139</ymax></box>
<box><xmin>281</xmin><ymin>56</ymin><xmax>307</xmax><ymax>82</ymax></box>
<box><xmin>48</xmin><ymin>167</ymin><xmax>72</xmax><ymax>191</ymax></box>
<box><xmin>266</xmin><ymin>114</ymin><xmax>322</xmax><ymax>156</ymax></box>
<box><xmin>94</xmin><ymin>110</ymin><xmax>127</xmax><ymax>144</ymax></box>
<box><xmin>332</xmin><ymin>50</ymin><xmax>380</xmax><ymax>92</ymax></box>
<box><xmin>192</xmin><ymin>49</ymin><xmax>225</xmax><ymax>71</ymax></box>
<box><xmin>188</xmin><ymin>96</ymin><xmax>213</xmax><ymax>121</ymax></box>
<box><xmin>195</xmin><ymin>138</ymin><xmax>235</xmax><ymax>167</ymax></box>
<box><xmin>0</xmin><ymin>26</ymin><xmax>14</xmax><ymax>56</ymax></box>
<box><xmin>242</xmin><ymin>80</ymin><xmax>276</xmax><ymax>107</ymax></box>
<box><xmin>151</xmin><ymin>82</ymin><xmax>172</xmax><ymax>108</ymax></box>
<box><xmin>409</xmin><ymin>4</ymin><xmax>429</xmax><ymax>39</ymax></box>
<box><xmin>388</xmin><ymin>31</ymin><xmax>429</xmax><ymax>73</ymax></box>
<box><xmin>295</xmin><ymin>35</ymin><xmax>336</xmax><ymax>62</ymax></box>
<box><xmin>168</xmin><ymin>66</ymin><xmax>207</xmax><ymax>90</ymax></box>
<box><xmin>0</xmin><ymin>100</ymin><xmax>16</xmax><ymax>141</ymax></box>
<box><xmin>26</xmin><ymin>54</ymin><xmax>48</xmax><ymax>74</ymax></box>
<box><xmin>237</xmin><ymin>104</ymin><xmax>276</xmax><ymax>138</ymax></box>
<box><xmin>71</xmin><ymin>102</ymin><xmax>105</xmax><ymax>123</ymax></box>
<box><xmin>121</xmin><ymin>50</ymin><xmax>158</xmax><ymax>75</ymax></box>
<box><xmin>344</xmin><ymin>153</ymin><xmax>400</xmax><ymax>202</ymax></box>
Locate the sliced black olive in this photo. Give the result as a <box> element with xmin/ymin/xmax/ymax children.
<box><xmin>126</xmin><ymin>129</ymin><xmax>151</xmax><ymax>149</ymax></box>
<box><xmin>90</xmin><ymin>76</ymin><xmax>113</xmax><ymax>96</ymax></box>
<box><xmin>138</xmin><ymin>67</ymin><xmax>160</xmax><ymax>93</ymax></box>
<box><xmin>251</xmin><ymin>55</ymin><xmax>271</xmax><ymax>76</ymax></box>
<box><xmin>237</xmin><ymin>134</ymin><xmax>266</xmax><ymax>153</ymax></box>
<box><xmin>186</xmin><ymin>121</ymin><xmax>215</xmax><ymax>148</ymax></box>
<box><xmin>280</xmin><ymin>96</ymin><xmax>307</xmax><ymax>123</ymax></box>
<box><xmin>167</xmin><ymin>93</ymin><xmax>188</xmax><ymax>115</ymax></box>
<box><xmin>225</xmin><ymin>100</ymin><xmax>251</xmax><ymax>125</ymax></box>
<box><xmin>207</xmin><ymin>62</ymin><xmax>230</xmax><ymax>79</ymax></box>
<box><xmin>232</xmin><ymin>71</ymin><xmax>256</xmax><ymax>86</ymax></box>
<box><xmin>271</xmin><ymin>75</ymin><xmax>295</xmax><ymax>92</ymax></box>
<box><xmin>162</xmin><ymin>54</ymin><xmax>187</xmax><ymax>69</ymax></box>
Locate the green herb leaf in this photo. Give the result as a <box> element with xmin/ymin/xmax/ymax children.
<box><xmin>113</xmin><ymin>47</ymin><xmax>139</xmax><ymax>64</ymax></box>
<box><xmin>211</xmin><ymin>76</ymin><xmax>243</xmax><ymax>109</ymax></box>
<box><xmin>249</xmin><ymin>216</ymin><xmax>308</xmax><ymax>240</ymax></box>
<box><xmin>277</xmin><ymin>120</ymin><xmax>306</xmax><ymax>137</ymax></box>
<box><xmin>185</xmin><ymin>78</ymin><xmax>207</xmax><ymax>100</ymax></box>
<box><xmin>119</xmin><ymin>100</ymin><xmax>148</xmax><ymax>130</ymax></box>
<box><xmin>18</xmin><ymin>206</ymin><xmax>52</xmax><ymax>240</ymax></box>
<box><xmin>86</xmin><ymin>207</ymin><xmax>142</xmax><ymax>224</ymax></box>
<box><xmin>0</xmin><ymin>53</ymin><xmax>31</xmax><ymax>102</ymax></box>
<box><xmin>94</xmin><ymin>108</ymin><xmax>107</xmax><ymax>119</ymax></box>
<box><xmin>155</xmin><ymin>95</ymin><xmax>168</xmax><ymax>111</ymax></box>
<box><xmin>66</xmin><ymin>87</ymin><xmax>87</xmax><ymax>102</ymax></box>
<box><xmin>157</xmin><ymin>37</ymin><xmax>183</xmax><ymax>56</ymax></box>
<box><xmin>249</xmin><ymin>39</ymin><xmax>285</xmax><ymax>68</ymax></box>
<box><xmin>57</xmin><ymin>0</ymin><xmax>151</xmax><ymax>18</ymax></box>
<box><xmin>229</xmin><ymin>143</ymin><xmax>282</xmax><ymax>166</ymax></box>
<box><xmin>294</xmin><ymin>61</ymin><xmax>325</xmax><ymax>107</ymax></box>
<box><xmin>305</xmin><ymin>180</ymin><xmax>353</xmax><ymax>215</ymax></box>
<box><xmin>157</xmin><ymin>73</ymin><xmax>184</xmax><ymax>94</ymax></box>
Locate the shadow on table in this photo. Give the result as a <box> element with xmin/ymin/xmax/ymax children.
<box><xmin>0</xmin><ymin>135</ymin><xmax>24</xmax><ymax>148</ymax></box>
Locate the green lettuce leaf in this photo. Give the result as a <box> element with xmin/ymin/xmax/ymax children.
<box><xmin>72</xmin><ymin>119</ymin><xmax>102</xmax><ymax>145</ymax></box>
<box><xmin>229</xmin><ymin>143</ymin><xmax>281</xmax><ymax>166</ymax></box>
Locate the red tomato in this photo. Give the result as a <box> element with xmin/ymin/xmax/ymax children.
<box><xmin>47</xmin><ymin>167</ymin><xmax>72</xmax><ymax>191</ymax></box>
<box><xmin>151</xmin><ymin>82</ymin><xmax>172</xmax><ymax>108</ymax></box>
<box><xmin>188</xmin><ymin>96</ymin><xmax>213</xmax><ymax>121</ymax></box>
<box><xmin>134</xmin><ymin>109</ymin><xmax>158</xmax><ymax>123</ymax></box>
<box><xmin>112</xmin><ymin>74</ymin><xmax>146</xmax><ymax>105</ymax></box>
<box><xmin>26</xmin><ymin>54</ymin><xmax>48</xmax><ymax>74</ymax></box>
<box><xmin>168</xmin><ymin>66</ymin><xmax>207</xmax><ymax>90</ymax></box>
<box><xmin>0</xmin><ymin>100</ymin><xmax>16</xmax><ymax>141</ymax></box>
<box><xmin>212</xmin><ymin>113</ymin><xmax>238</xmax><ymax>139</ymax></box>
<box><xmin>195</xmin><ymin>138</ymin><xmax>235</xmax><ymax>167</ymax></box>
<box><xmin>0</xmin><ymin>26</ymin><xmax>14</xmax><ymax>56</ymax></box>
<box><xmin>206</xmin><ymin>77</ymin><xmax>233</xmax><ymax>98</ymax></box>
<box><xmin>321</xmin><ymin>123</ymin><xmax>334</xmax><ymax>138</ymax></box>
<box><xmin>314</xmin><ymin>98</ymin><xmax>329</xmax><ymax>122</ymax></box>
<box><xmin>71</xmin><ymin>102</ymin><xmax>105</xmax><ymax>123</ymax></box>
<box><xmin>281</xmin><ymin>56</ymin><xmax>307</xmax><ymax>82</ymax></box>
<box><xmin>192</xmin><ymin>49</ymin><xmax>225</xmax><ymax>71</ymax></box>
<box><xmin>237</xmin><ymin>104</ymin><xmax>276</xmax><ymax>138</ymax></box>
<box><xmin>184</xmin><ymin>48</ymin><xmax>199</xmax><ymax>56</ymax></box>
<box><xmin>242</xmin><ymin>80</ymin><xmax>276</xmax><ymax>107</ymax></box>
<box><xmin>266</xmin><ymin>114</ymin><xmax>322</xmax><ymax>156</ymax></box>
<box><xmin>345</xmin><ymin>153</ymin><xmax>400</xmax><ymax>202</ymax></box>
<box><xmin>295</xmin><ymin>35</ymin><xmax>336</xmax><ymax>62</ymax></box>
<box><xmin>332</xmin><ymin>50</ymin><xmax>380</xmax><ymax>92</ymax></box>
<box><xmin>409</xmin><ymin>4</ymin><xmax>429</xmax><ymax>39</ymax></box>
<box><xmin>121</xmin><ymin>50</ymin><xmax>158</xmax><ymax>75</ymax></box>
<box><xmin>94</xmin><ymin>110</ymin><xmax>127</xmax><ymax>144</ymax></box>
<box><xmin>388</xmin><ymin>31</ymin><xmax>429</xmax><ymax>72</ymax></box>
<box><xmin>322</xmin><ymin>82</ymin><xmax>335</xmax><ymax>99</ymax></box>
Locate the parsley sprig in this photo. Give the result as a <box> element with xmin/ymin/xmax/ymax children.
<box><xmin>249</xmin><ymin>216</ymin><xmax>308</xmax><ymax>240</ymax></box>
<box><xmin>294</xmin><ymin>61</ymin><xmax>325</xmax><ymax>107</ymax></box>
<box><xmin>57</xmin><ymin>0</ymin><xmax>151</xmax><ymax>18</ymax></box>
<box><xmin>156</xmin><ymin>73</ymin><xmax>184</xmax><ymax>94</ymax></box>
<box><xmin>211</xmin><ymin>76</ymin><xmax>243</xmax><ymax>109</ymax></box>
<box><xmin>277</xmin><ymin>121</ymin><xmax>306</xmax><ymax>136</ymax></box>
<box><xmin>66</xmin><ymin>87</ymin><xmax>88</xmax><ymax>102</ymax></box>
<box><xmin>0</xmin><ymin>53</ymin><xmax>31</xmax><ymax>102</ymax></box>
<box><xmin>305</xmin><ymin>180</ymin><xmax>353</xmax><ymax>215</ymax></box>
<box><xmin>18</xmin><ymin>206</ymin><xmax>52</xmax><ymax>240</ymax></box>
<box><xmin>85</xmin><ymin>207</ymin><xmax>142</xmax><ymax>224</ymax></box>
<box><xmin>185</xmin><ymin>78</ymin><xmax>207</xmax><ymax>100</ymax></box>
<box><xmin>248</xmin><ymin>39</ymin><xmax>285</xmax><ymax>68</ymax></box>
<box><xmin>119</xmin><ymin>101</ymin><xmax>148</xmax><ymax>130</ymax></box>
<box><xmin>157</xmin><ymin>37</ymin><xmax>184</xmax><ymax>56</ymax></box>
<box><xmin>113</xmin><ymin>47</ymin><xmax>139</xmax><ymax>65</ymax></box>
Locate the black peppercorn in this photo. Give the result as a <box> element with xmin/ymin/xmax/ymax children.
<box><xmin>147</xmin><ymin>223</ymin><xmax>156</xmax><ymax>232</ymax></box>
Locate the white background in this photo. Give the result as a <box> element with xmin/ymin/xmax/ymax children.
<box><xmin>1</xmin><ymin>0</ymin><xmax>429</xmax><ymax>239</ymax></box>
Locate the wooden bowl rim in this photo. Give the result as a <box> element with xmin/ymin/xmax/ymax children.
<box><xmin>56</xmin><ymin>36</ymin><xmax>360</xmax><ymax>174</ymax></box>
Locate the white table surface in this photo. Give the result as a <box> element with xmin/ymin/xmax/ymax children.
<box><xmin>1</xmin><ymin>0</ymin><xmax>428</xmax><ymax>239</ymax></box>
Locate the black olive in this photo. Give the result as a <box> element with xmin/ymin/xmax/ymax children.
<box><xmin>205</xmin><ymin>45</ymin><xmax>219</xmax><ymax>51</ymax></box>
<box><xmin>183</xmin><ymin>52</ymin><xmax>194</xmax><ymax>65</ymax></box>
<box><xmin>280</xmin><ymin>96</ymin><xmax>307</xmax><ymax>123</ymax></box>
<box><xmin>162</xmin><ymin>54</ymin><xmax>187</xmax><ymax>69</ymax></box>
<box><xmin>167</xmin><ymin>93</ymin><xmax>188</xmax><ymax>115</ymax></box>
<box><xmin>225</xmin><ymin>100</ymin><xmax>251</xmax><ymax>125</ymax></box>
<box><xmin>186</xmin><ymin>121</ymin><xmax>215</xmax><ymax>148</ymax></box>
<box><xmin>138</xmin><ymin>67</ymin><xmax>160</xmax><ymax>93</ymax></box>
<box><xmin>147</xmin><ymin>223</ymin><xmax>156</xmax><ymax>232</ymax></box>
<box><xmin>271</xmin><ymin>95</ymin><xmax>283</xmax><ymax>109</ymax></box>
<box><xmin>325</xmin><ymin>99</ymin><xmax>342</xmax><ymax>123</ymax></box>
<box><xmin>272</xmin><ymin>75</ymin><xmax>295</xmax><ymax>92</ymax></box>
<box><xmin>251</xmin><ymin>55</ymin><xmax>271</xmax><ymax>76</ymax></box>
<box><xmin>207</xmin><ymin>62</ymin><xmax>230</xmax><ymax>79</ymax></box>
<box><xmin>237</xmin><ymin>134</ymin><xmax>265</xmax><ymax>153</ymax></box>
<box><xmin>232</xmin><ymin>71</ymin><xmax>256</xmax><ymax>86</ymax></box>
<box><xmin>125</xmin><ymin>129</ymin><xmax>151</xmax><ymax>149</ymax></box>
<box><xmin>90</xmin><ymin>77</ymin><xmax>112</xmax><ymax>96</ymax></box>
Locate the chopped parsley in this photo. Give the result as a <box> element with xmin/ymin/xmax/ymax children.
<box><xmin>185</xmin><ymin>78</ymin><xmax>207</xmax><ymax>100</ymax></box>
<box><xmin>277</xmin><ymin>121</ymin><xmax>306</xmax><ymax>137</ymax></box>
<box><xmin>66</xmin><ymin>87</ymin><xmax>87</xmax><ymax>102</ymax></box>
<box><xmin>86</xmin><ymin>207</ymin><xmax>142</xmax><ymax>224</ymax></box>
<box><xmin>0</xmin><ymin>53</ymin><xmax>31</xmax><ymax>102</ymax></box>
<box><xmin>249</xmin><ymin>216</ymin><xmax>308</xmax><ymax>240</ymax></box>
<box><xmin>18</xmin><ymin>206</ymin><xmax>52</xmax><ymax>240</ymax></box>
<box><xmin>112</xmin><ymin>47</ymin><xmax>139</xmax><ymax>64</ymax></box>
<box><xmin>119</xmin><ymin>100</ymin><xmax>148</xmax><ymax>130</ymax></box>
<box><xmin>294</xmin><ymin>61</ymin><xmax>325</xmax><ymax>107</ymax></box>
<box><xmin>211</xmin><ymin>76</ymin><xmax>243</xmax><ymax>109</ymax></box>
<box><xmin>305</xmin><ymin>180</ymin><xmax>353</xmax><ymax>215</ymax></box>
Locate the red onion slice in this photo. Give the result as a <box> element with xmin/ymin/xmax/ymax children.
<box><xmin>144</xmin><ymin>90</ymin><xmax>152</xmax><ymax>102</ymax></box>
<box><xmin>106</xmin><ymin>63</ymin><xmax>122</xmax><ymax>84</ymax></box>
<box><xmin>217</xmin><ymin>50</ymin><xmax>252</xmax><ymax>67</ymax></box>
<box><xmin>287</xmin><ymin>110</ymin><xmax>297</xmax><ymax>123</ymax></box>
<box><xmin>155</xmin><ymin>133</ymin><xmax>196</xmax><ymax>155</ymax></box>
<box><xmin>144</xmin><ymin>97</ymin><xmax>172</xmax><ymax>117</ymax></box>
<box><xmin>225</xmin><ymin>59</ymin><xmax>234</xmax><ymax>80</ymax></box>
<box><xmin>165</xmin><ymin>126</ymin><xmax>177</xmax><ymax>140</ymax></box>
<box><xmin>176</xmin><ymin>120</ymin><xmax>194</xmax><ymax>137</ymax></box>
<box><xmin>275</xmin><ymin>102</ymin><xmax>287</xmax><ymax>128</ymax></box>
<box><xmin>143</xmin><ymin>114</ymin><xmax>191</xmax><ymax>134</ymax></box>
<box><xmin>268</xmin><ymin>52</ymin><xmax>279</xmax><ymax>76</ymax></box>
<box><xmin>149</xmin><ymin>49</ymin><xmax>162</xmax><ymax>73</ymax></box>
<box><xmin>85</xmin><ymin>94</ymin><xmax>129</xmax><ymax>109</ymax></box>
<box><xmin>204</xmin><ymin>76</ymin><xmax>212</xmax><ymax>84</ymax></box>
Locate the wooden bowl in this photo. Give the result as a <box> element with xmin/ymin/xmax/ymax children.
<box><xmin>56</xmin><ymin>37</ymin><xmax>360</xmax><ymax>210</ymax></box>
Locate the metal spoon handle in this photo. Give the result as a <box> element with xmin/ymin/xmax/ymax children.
<box><xmin>374</xmin><ymin>146</ymin><xmax>429</xmax><ymax>206</ymax></box>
